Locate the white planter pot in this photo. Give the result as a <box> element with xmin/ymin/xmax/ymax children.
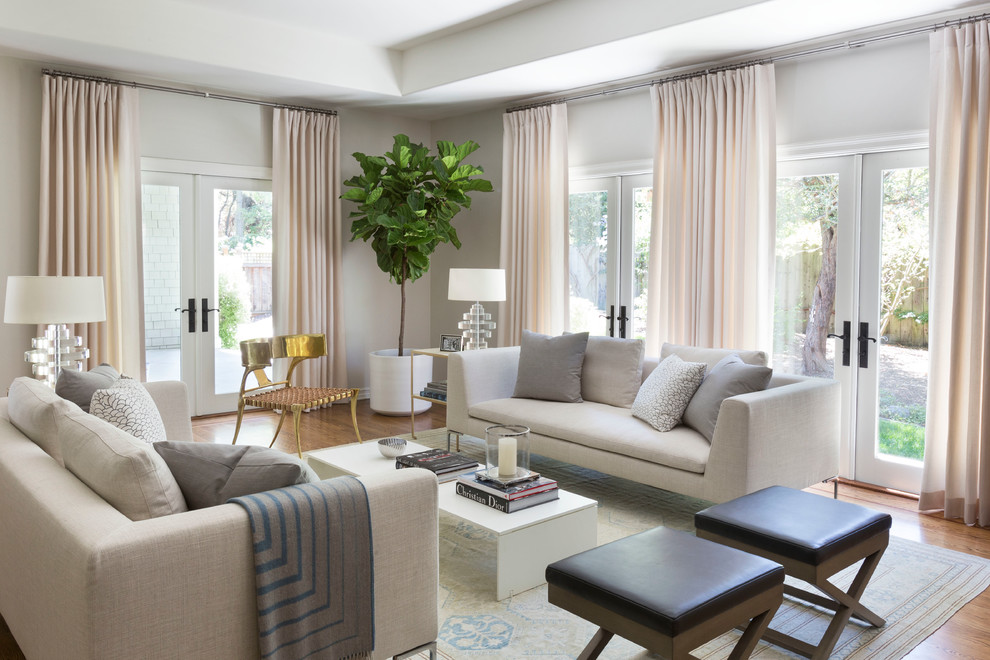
<box><xmin>368</xmin><ymin>349</ymin><xmax>434</xmax><ymax>416</ymax></box>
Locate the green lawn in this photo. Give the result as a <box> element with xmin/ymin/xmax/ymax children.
<box><xmin>878</xmin><ymin>418</ymin><xmax>925</xmax><ymax>461</ymax></box>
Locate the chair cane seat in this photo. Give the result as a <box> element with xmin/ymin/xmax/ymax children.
<box><xmin>245</xmin><ymin>386</ymin><xmax>356</xmax><ymax>410</ymax></box>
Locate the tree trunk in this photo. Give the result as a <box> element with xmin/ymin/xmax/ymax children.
<box><xmin>803</xmin><ymin>223</ymin><xmax>838</xmax><ymax>376</ymax></box>
<box><xmin>398</xmin><ymin>253</ymin><xmax>407</xmax><ymax>357</ymax></box>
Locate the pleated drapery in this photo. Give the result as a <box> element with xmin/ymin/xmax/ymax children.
<box><xmin>498</xmin><ymin>103</ymin><xmax>569</xmax><ymax>346</ymax></box>
<box><xmin>646</xmin><ymin>65</ymin><xmax>776</xmax><ymax>356</ymax></box>
<box><xmin>919</xmin><ymin>21</ymin><xmax>990</xmax><ymax>526</ymax></box>
<box><xmin>271</xmin><ymin>108</ymin><xmax>347</xmax><ymax>388</ymax></box>
<box><xmin>39</xmin><ymin>73</ymin><xmax>144</xmax><ymax>377</ymax></box>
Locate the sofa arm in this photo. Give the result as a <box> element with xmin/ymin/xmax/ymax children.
<box><xmin>142</xmin><ymin>380</ymin><xmax>193</xmax><ymax>443</ymax></box>
<box><xmin>447</xmin><ymin>346</ymin><xmax>521</xmax><ymax>434</ymax></box>
<box><xmin>704</xmin><ymin>376</ymin><xmax>840</xmax><ymax>501</ymax></box>
<box><xmin>89</xmin><ymin>469</ymin><xmax>439</xmax><ymax>660</ymax></box>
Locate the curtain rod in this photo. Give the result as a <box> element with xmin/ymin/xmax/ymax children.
<box><xmin>42</xmin><ymin>68</ymin><xmax>338</xmax><ymax>116</ymax></box>
<box><xmin>506</xmin><ymin>11</ymin><xmax>990</xmax><ymax>113</ymax></box>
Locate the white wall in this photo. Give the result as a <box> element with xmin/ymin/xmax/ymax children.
<box><xmin>0</xmin><ymin>56</ymin><xmax>44</xmax><ymax>389</ymax></box>
<box><xmin>428</xmin><ymin>108</ymin><xmax>505</xmax><ymax>348</ymax></box>
<box><xmin>775</xmin><ymin>34</ymin><xmax>929</xmax><ymax>146</ymax></box>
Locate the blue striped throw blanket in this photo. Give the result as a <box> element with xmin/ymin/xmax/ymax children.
<box><xmin>231</xmin><ymin>477</ymin><xmax>374</xmax><ymax>660</ymax></box>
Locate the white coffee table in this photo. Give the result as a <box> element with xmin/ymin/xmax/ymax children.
<box><xmin>306</xmin><ymin>441</ymin><xmax>598</xmax><ymax>600</ymax></box>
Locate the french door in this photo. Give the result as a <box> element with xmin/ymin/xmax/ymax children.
<box><xmin>774</xmin><ymin>149</ymin><xmax>929</xmax><ymax>492</ymax></box>
<box><xmin>568</xmin><ymin>173</ymin><xmax>652</xmax><ymax>338</ymax></box>
<box><xmin>141</xmin><ymin>171</ymin><xmax>273</xmax><ymax>415</ymax></box>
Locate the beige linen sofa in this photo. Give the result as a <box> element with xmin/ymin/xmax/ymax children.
<box><xmin>0</xmin><ymin>378</ymin><xmax>438</xmax><ymax>660</ymax></box>
<box><xmin>447</xmin><ymin>342</ymin><xmax>839</xmax><ymax>503</ymax></box>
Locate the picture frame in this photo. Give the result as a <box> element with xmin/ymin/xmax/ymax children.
<box><xmin>440</xmin><ymin>334</ymin><xmax>462</xmax><ymax>352</ymax></box>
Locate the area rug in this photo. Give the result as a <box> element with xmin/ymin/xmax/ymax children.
<box><xmin>403</xmin><ymin>429</ymin><xmax>990</xmax><ymax>659</ymax></box>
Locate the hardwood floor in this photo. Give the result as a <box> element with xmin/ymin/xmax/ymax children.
<box><xmin>1</xmin><ymin>400</ymin><xmax>988</xmax><ymax>658</ymax></box>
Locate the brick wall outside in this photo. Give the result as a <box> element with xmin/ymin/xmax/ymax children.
<box><xmin>142</xmin><ymin>184</ymin><xmax>181</xmax><ymax>350</ymax></box>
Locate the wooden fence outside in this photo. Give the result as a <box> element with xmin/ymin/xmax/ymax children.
<box><xmin>776</xmin><ymin>252</ymin><xmax>928</xmax><ymax>348</ymax></box>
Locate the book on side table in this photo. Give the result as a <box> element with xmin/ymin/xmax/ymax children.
<box><xmin>395</xmin><ymin>448</ymin><xmax>480</xmax><ymax>483</ymax></box>
<box><xmin>455</xmin><ymin>472</ymin><xmax>560</xmax><ymax>513</ymax></box>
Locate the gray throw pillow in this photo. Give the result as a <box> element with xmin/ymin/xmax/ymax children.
<box><xmin>512</xmin><ymin>330</ymin><xmax>589</xmax><ymax>403</ymax></box>
<box><xmin>683</xmin><ymin>354</ymin><xmax>773</xmax><ymax>442</ymax></box>
<box><xmin>55</xmin><ymin>363</ymin><xmax>119</xmax><ymax>412</ymax></box>
<box><xmin>581</xmin><ymin>335</ymin><xmax>645</xmax><ymax>408</ymax></box>
<box><xmin>153</xmin><ymin>442</ymin><xmax>320</xmax><ymax>510</ymax></box>
<box><xmin>631</xmin><ymin>354</ymin><xmax>706</xmax><ymax>432</ymax></box>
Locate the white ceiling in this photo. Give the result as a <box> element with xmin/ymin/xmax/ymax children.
<box><xmin>0</xmin><ymin>0</ymin><xmax>987</xmax><ymax>118</ymax></box>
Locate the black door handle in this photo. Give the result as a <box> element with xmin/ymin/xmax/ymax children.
<box><xmin>201</xmin><ymin>298</ymin><xmax>219</xmax><ymax>333</ymax></box>
<box><xmin>858</xmin><ymin>321</ymin><xmax>877</xmax><ymax>369</ymax></box>
<box><xmin>600</xmin><ymin>305</ymin><xmax>615</xmax><ymax>337</ymax></box>
<box><xmin>618</xmin><ymin>305</ymin><xmax>629</xmax><ymax>339</ymax></box>
<box><xmin>827</xmin><ymin>320</ymin><xmax>852</xmax><ymax>367</ymax></box>
<box><xmin>174</xmin><ymin>298</ymin><xmax>196</xmax><ymax>333</ymax></box>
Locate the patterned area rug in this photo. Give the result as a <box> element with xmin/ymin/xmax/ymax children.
<box><xmin>404</xmin><ymin>429</ymin><xmax>990</xmax><ymax>659</ymax></box>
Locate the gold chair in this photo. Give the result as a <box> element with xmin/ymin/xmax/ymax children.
<box><xmin>231</xmin><ymin>333</ymin><xmax>361</xmax><ymax>458</ymax></box>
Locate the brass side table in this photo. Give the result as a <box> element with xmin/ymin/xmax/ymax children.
<box><xmin>410</xmin><ymin>347</ymin><xmax>461</xmax><ymax>451</ymax></box>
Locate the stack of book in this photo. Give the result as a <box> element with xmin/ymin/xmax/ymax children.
<box><xmin>455</xmin><ymin>472</ymin><xmax>559</xmax><ymax>513</ymax></box>
<box><xmin>419</xmin><ymin>380</ymin><xmax>447</xmax><ymax>402</ymax></box>
<box><xmin>395</xmin><ymin>449</ymin><xmax>479</xmax><ymax>483</ymax></box>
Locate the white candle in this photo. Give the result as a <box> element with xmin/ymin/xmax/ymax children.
<box><xmin>498</xmin><ymin>437</ymin><xmax>517</xmax><ymax>477</ymax></box>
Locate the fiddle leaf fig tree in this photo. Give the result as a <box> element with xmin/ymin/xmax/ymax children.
<box><xmin>342</xmin><ymin>134</ymin><xmax>493</xmax><ymax>356</ymax></box>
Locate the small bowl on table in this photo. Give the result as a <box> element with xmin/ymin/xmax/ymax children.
<box><xmin>377</xmin><ymin>437</ymin><xmax>408</xmax><ymax>458</ymax></box>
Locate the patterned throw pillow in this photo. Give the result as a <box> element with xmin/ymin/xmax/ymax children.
<box><xmin>90</xmin><ymin>378</ymin><xmax>168</xmax><ymax>444</ymax></box>
<box><xmin>631</xmin><ymin>354</ymin><xmax>707</xmax><ymax>432</ymax></box>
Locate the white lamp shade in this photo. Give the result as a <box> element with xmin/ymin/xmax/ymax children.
<box><xmin>448</xmin><ymin>268</ymin><xmax>506</xmax><ymax>302</ymax></box>
<box><xmin>4</xmin><ymin>276</ymin><xmax>107</xmax><ymax>324</ymax></box>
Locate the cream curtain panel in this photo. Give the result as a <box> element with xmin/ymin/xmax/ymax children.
<box><xmin>272</xmin><ymin>108</ymin><xmax>347</xmax><ymax>387</ymax></box>
<box><xmin>920</xmin><ymin>21</ymin><xmax>990</xmax><ymax>526</ymax></box>
<box><xmin>646</xmin><ymin>64</ymin><xmax>776</xmax><ymax>357</ymax></box>
<box><xmin>498</xmin><ymin>103</ymin><xmax>569</xmax><ymax>346</ymax></box>
<box><xmin>39</xmin><ymin>73</ymin><xmax>144</xmax><ymax>377</ymax></box>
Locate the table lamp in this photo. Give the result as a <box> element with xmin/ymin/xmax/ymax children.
<box><xmin>448</xmin><ymin>268</ymin><xmax>506</xmax><ymax>350</ymax></box>
<box><xmin>4</xmin><ymin>276</ymin><xmax>107</xmax><ymax>387</ymax></box>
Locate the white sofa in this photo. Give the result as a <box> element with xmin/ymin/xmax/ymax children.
<box><xmin>447</xmin><ymin>343</ymin><xmax>839</xmax><ymax>503</ymax></box>
<box><xmin>0</xmin><ymin>377</ymin><xmax>438</xmax><ymax>660</ymax></box>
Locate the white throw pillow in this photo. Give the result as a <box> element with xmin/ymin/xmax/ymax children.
<box><xmin>631</xmin><ymin>354</ymin><xmax>706</xmax><ymax>432</ymax></box>
<box><xmin>90</xmin><ymin>378</ymin><xmax>168</xmax><ymax>444</ymax></box>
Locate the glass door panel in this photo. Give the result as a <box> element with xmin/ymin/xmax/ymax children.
<box><xmin>774</xmin><ymin>150</ymin><xmax>928</xmax><ymax>493</ymax></box>
<box><xmin>855</xmin><ymin>151</ymin><xmax>928</xmax><ymax>491</ymax></box>
<box><xmin>198</xmin><ymin>177</ymin><xmax>272</xmax><ymax>414</ymax></box>
<box><xmin>141</xmin><ymin>172</ymin><xmax>271</xmax><ymax>415</ymax></box>
<box><xmin>774</xmin><ymin>157</ymin><xmax>858</xmax><ymax>476</ymax></box>
<box><xmin>568</xmin><ymin>178</ymin><xmax>616</xmax><ymax>335</ymax></box>
<box><xmin>568</xmin><ymin>174</ymin><xmax>652</xmax><ymax>338</ymax></box>
<box><xmin>623</xmin><ymin>175</ymin><xmax>653</xmax><ymax>341</ymax></box>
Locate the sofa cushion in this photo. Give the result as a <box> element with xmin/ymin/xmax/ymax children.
<box><xmin>660</xmin><ymin>343</ymin><xmax>768</xmax><ymax>370</ymax></box>
<box><xmin>58</xmin><ymin>409</ymin><xmax>188</xmax><ymax>520</ymax></box>
<box><xmin>632</xmin><ymin>355</ymin><xmax>706</xmax><ymax>432</ymax></box>
<box><xmin>55</xmin><ymin>363</ymin><xmax>119</xmax><ymax>412</ymax></box>
<box><xmin>90</xmin><ymin>378</ymin><xmax>168</xmax><ymax>444</ymax></box>
<box><xmin>683</xmin><ymin>354</ymin><xmax>773</xmax><ymax>442</ymax></box>
<box><xmin>469</xmin><ymin>398</ymin><xmax>711</xmax><ymax>473</ymax></box>
<box><xmin>582</xmin><ymin>336</ymin><xmax>645</xmax><ymax>408</ymax></box>
<box><xmin>513</xmin><ymin>330</ymin><xmax>589</xmax><ymax>403</ymax></box>
<box><xmin>153</xmin><ymin>441</ymin><xmax>319</xmax><ymax>509</ymax></box>
<box><xmin>7</xmin><ymin>376</ymin><xmax>82</xmax><ymax>464</ymax></box>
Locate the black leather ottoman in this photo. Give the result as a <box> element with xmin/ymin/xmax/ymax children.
<box><xmin>545</xmin><ymin>527</ymin><xmax>784</xmax><ymax>660</ymax></box>
<box><xmin>695</xmin><ymin>486</ymin><xmax>892</xmax><ymax>660</ymax></box>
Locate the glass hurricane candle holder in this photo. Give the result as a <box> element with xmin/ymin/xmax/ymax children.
<box><xmin>482</xmin><ymin>424</ymin><xmax>533</xmax><ymax>486</ymax></box>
